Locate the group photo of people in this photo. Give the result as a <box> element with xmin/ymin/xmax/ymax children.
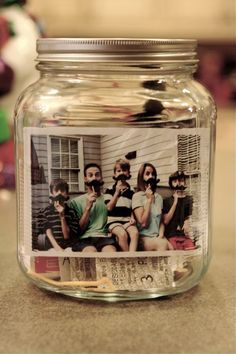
<box><xmin>32</xmin><ymin>153</ymin><xmax>197</xmax><ymax>254</ymax></box>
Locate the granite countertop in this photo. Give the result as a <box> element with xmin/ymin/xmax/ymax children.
<box><xmin>0</xmin><ymin>108</ymin><xmax>235</xmax><ymax>354</ymax></box>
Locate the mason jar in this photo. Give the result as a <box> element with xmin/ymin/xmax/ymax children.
<box><xmin>15</xmin><ymin>38</ymin><xmax>216</xmax><ymax>301</ymax></box>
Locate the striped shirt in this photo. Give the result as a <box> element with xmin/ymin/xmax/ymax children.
<box><xmin>35</xmin><ymin>204</ymin><xmax>80</xmax><ymax>248</ymax></box>
<box><xmin>104</xmin><ymin>184</ymin><xmax>134</xmax><ymax>226</ymax></box>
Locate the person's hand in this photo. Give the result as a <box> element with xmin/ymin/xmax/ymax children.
<box><xmin>130</xmin><ymin>217</ymin><xmax>136</xmax><ymax>225</ymax></box>
<box><xmin>86</xmin><ymin>190</ymin><xmax>97</xmax><ymax>209</ymax></box>
<box><xmin>145</xmin><ymin>185</ymin><xmax>154</xmax><ymax>202</ymax></box>
<box><xmin>54</xmin><ymin>201</ymin><xmax>65</xmax><ymax>215</ymax></box>
<box><xmin>115</xmin><ymin>180</ymin><xmax>123</xmax><ymax>194</ymax></box>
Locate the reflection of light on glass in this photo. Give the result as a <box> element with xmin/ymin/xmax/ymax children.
<box><xmin>39</xmin><ymin>103</ymin><xmax>49</xmax><ymax>114</ymax></box>
<box><xmin>183</xmin><ymin>88</ymin><xmax>191</xmax><ymax>94</ymax></box>
<box><xmin>38</xmin><ymin>93</ymin><xmax>63</xmax><ymax>114</ymax></box>
<box><xmin>48</xmin><ymin>89</ymin><xmax>59</xmax><ymax>95</ymax></box>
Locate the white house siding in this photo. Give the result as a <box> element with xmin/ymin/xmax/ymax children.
<box><xmin>31</xmin><ymin>135</ymin><xmax>49</xmax><ymax>218</ymax></box>
<box><xmin>100</xmin><ymin>129</ymin><xmax>178</xmax><ymax>189</ymax></box>
<box><xmin>83</xmin><ymin>135</ymin><xmax>101</xmax><ymax>167</ymax></box>
<box><xmin>32</xmin><ymin>135</ymin><xmax>49</xmax><ymax>183</ymax></box>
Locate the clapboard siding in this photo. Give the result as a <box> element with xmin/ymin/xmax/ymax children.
<box><xmin>100</xmin><ymin>130</ymin><xmax>177</xmax><ymax>188</ymax></box>
<box><xmin>32</xmin><ymin>183</ymin><xmax>49</xmax><ymax>219</ymax></box>
<box><xmin>83</xmin><ymin>136</ymin><xmax>101</xmax><ymax>166</ymax></box>
<box><xmin>32</xmin><ymin>135</ymin><xmax>49</xmax><ymax>180</ymax></box>
<box><xmin>31</xmin><ymin>135</ymin><xmax>49</xmax><ymax>219</ymax></box>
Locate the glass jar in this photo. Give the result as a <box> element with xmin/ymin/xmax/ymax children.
<box><xmin>15</xmin><ymin>38</ymin><xmax>216</xmax><ymax>301</ymax></box>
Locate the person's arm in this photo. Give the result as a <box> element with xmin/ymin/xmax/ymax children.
<box><xmin>68</xmin><ymin>208</ymin><xmax>81</xmax><ymax>237</ymax></box>
<box><xmin>54</xmin><ymin>201</ymin><xmax>70</xmax><ymax>240</ymax></box>
<box><xmin>106</xmin><ymin>182</ymin><xmax>122</xmax><ymax>212</ymax></box>
<box><xmin>134</xmin><ymin>189</ymin><xmax>154</xmax><ymax>228</ymax></box>
<box><xmin>158</xmin><ymin>221</ymin><xmax>165</xmax><ymax>238</ymax></box>
<box><xmin>79</xmin><ymin>192</ymin><xmax>97</xmax><ymax>231</ymax></box>
<box><xmin>106</xmin><ymin>192</ymin><xmax>119</xmax><ymax>212</ymax></box>
<box><xmin>133</xmin><ymin>201</ymin><xmax>152</xmax><ymax>228</ymax></box>
<box><xmin>182</xmin><ymin>217</ymin><xmax>191</xmax><ymax>236</ymax></box>
<box><xmin>132</xmin><ymin>187</ymin><xmax>154</xmax><ymax>228</ymax></box>
<box><xmin>59</xmin><ymin>214</ymin><xmax>70</xmax><ymax>239</ymax></box>
<box><xmin>163</xmin><ymin>192</ymin><xmax>178</xmax><ymax>225</ymax></box>
<box><xmin>46</xmin><ymin>228</ymin><xmax>63</xmax><ymax>251</ymax></box>
<box><xmin>129</xmin><ymin>211</ymin><xmax>136</xmax><ymax>225</ymax></box>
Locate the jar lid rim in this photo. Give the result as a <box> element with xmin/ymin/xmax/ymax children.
<box><xmin>36</xmin><ymin>38</ymin><xmax>198</xmax><ymax>64</ymax></box>
<box><xmin>37</xmin><ymin>38</ymin><xmax>197</xmax><ymax>54</ymax></box>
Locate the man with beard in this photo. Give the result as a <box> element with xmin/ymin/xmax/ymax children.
<box><xmin>104</xmin><ymin>159</ymin><xmax>139</xmax><ymax>252</ymax></box>
<box><xmin>70</xmin><ymin>163</ymin><xmax>117</xmax><ymax>253</ymax></box>
<box><xmin>163</xmin><ymin>171</ymin><xmax>196</xmax><ymax>250</ymax></box>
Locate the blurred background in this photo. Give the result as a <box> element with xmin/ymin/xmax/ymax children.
<box><xmin>0</xmin><ymin>0</ymin><xmax>235</xmax><ymax>193</ymax></box>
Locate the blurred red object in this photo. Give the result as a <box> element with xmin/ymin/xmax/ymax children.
<box><xmin>197</xmin><ymin>50</ymin><xmax>234</xmax><ymax>106</ymax></box>
<box><xmin>0</xmin><ymin>138</ymin><xmax>15</xmax><ymax>188</ymax></box>
<box><xmin>0</xmin><ymin>16</ymin><xmax>9</xmax><ymax>49</ymax></box>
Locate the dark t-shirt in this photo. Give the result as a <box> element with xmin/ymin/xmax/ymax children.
<box><xmin>163</xmin><ymin>195</ymin><xmax>193</xmax><ymax>238</ymax></box>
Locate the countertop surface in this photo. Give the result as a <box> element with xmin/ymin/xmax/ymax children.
<box><xmin>0</xmin><ymin>108</ymin><xmax>235</xmax><ymax>354</ymax></box>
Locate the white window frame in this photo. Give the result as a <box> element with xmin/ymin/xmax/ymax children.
<box><xmin>47</xmin><ymin>135</ymin><xmax>85</xmax><ymax>194</ymax></box>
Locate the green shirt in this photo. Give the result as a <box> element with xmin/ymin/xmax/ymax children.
<box><xmin>70</xmin><ymin>194</ymin><xmax>108</xmax><ymax>239</ymax></box>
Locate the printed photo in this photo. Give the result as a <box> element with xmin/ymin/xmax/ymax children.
<box><xmin>27</xmin><ymin>127</ymin><xmax>209</xmax><ymax>257</ymax></box>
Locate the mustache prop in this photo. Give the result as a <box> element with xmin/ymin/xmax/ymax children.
<box><xmin>49</xmin><ymin>194</ymin><xmax>69</xmax><ymax>204</ymax></box>
<box><xmin>171</xmin><ymin>185</ymin><xmax>187</xmax><ymax>191</ymax></box>
<box><xmin>113</xmin><ymin>174</ymin><xmax>131</xmax><ymax>181</ymax></box>
<box><xmin>85</xmin><ymin>180</ymin><xmax>104</xmax><ymax>188</ymax></box>
<box><xmin>145</xmin><ymin>177</ymin><xmax>160</xmax><ymax>191</ymax></box>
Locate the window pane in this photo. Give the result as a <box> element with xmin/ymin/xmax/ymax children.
<box><xmin>51</xmin><ymin>154</ymin><xmax>60</xmax><ymax>168</ymax></box>
<box><xmin>62</xmin><ymin>154</ymin><xmax>69</xmax><ymax>168</ymax></box>
<box><xmin>61</xmin><ymin>170</ymin><xmax>69</xmax><ymax>181</ymax></box>
<box><xmin>51</xmin><ymin>138</ymin><xmax>59</xmax><ymax>152</ymax></box>
<box><xmin>70</xmin><ymin>170</ymin><xmax>78</xmax><ymax>182</ymax></box>
<box><xmin>61</xmin><ymin>139</ymin><xmax>69</xmax><ymax>153</ymax></box>
<box><xmin>70</xmin><ymin>154</ymin><xmax>78</xmax><ymax>168</ymax></box>
<box><xmin>70</xmin><ymin>140</ymin><xmax>78</xmax><ymax>154</ymax></box>
<box><xmin>70</xmin><ymin>183</ymin><xmax>79</xmax><ymax>193</ymax></box>
<box><xmin>51</xmin><ymin>169</ymin><xmax>60</xmax><ymax>179</ymax></box>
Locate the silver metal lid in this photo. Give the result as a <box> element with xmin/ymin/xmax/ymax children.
<box><xmin>36</xmin><ymin>38</ymin><xmax>198</xmax><ymax>63</ymax></box>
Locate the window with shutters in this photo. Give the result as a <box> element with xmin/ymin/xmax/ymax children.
<box><xmin>177</xmin><ymin>135</ymin><xmax>200</xmax><ymax>174</ymax></box>
<box><xmin>177</xmin><ymin>134</ymin><xmax>201</xmax><ymax>245</ymax></box>
<box><xmin>48</xmin><ymin>136</ymin><xmax>84</xmax><ymax>193</ymax></box>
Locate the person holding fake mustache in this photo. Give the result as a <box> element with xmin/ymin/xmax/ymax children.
<box><xmin>104</xmin><ymin>159</ymin><xmax>139</xmax><ymax>252</ymax></box>
<box><xmin>163</xmin><ymin>171</ymin><xmax>196</xmax><ymax>250</ymax></box>
<box><xmin>70</xmin><ymin>163</ymin><xmax>118</xmax><ymax>253</ymax></box>
<box><xmin>132</xmin><ymin>163</ymin><xmax>173</xmax><ymax>251</ymax></box>
<box><xmin>35</xmin><ymin>179</ymin><xmax>80</xmax><ymax>251</ymax></box>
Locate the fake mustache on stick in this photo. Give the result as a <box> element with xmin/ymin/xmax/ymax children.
<box><xmin>85</xmin><ymin>180</ymin><xmax>104</xmax><ymax>188</ymax></box>
<box><xmin>171</xmin><ymin>185</ymin><xmax>187</xmax><ymax>191</ymax></box>
<box><xmin>49</xmin><ymin>194</ymin><xmax>69</xmax><ymax>204</ymax></box>
<box><xmin>113</xmin><ymin>174</ymin><xmax>131</xmax><ymax>181</ymax></box>
<box><xmin>145</xmin><ymin>177</ymin><xmax>160</xmax><ymax>191</ymax></box>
